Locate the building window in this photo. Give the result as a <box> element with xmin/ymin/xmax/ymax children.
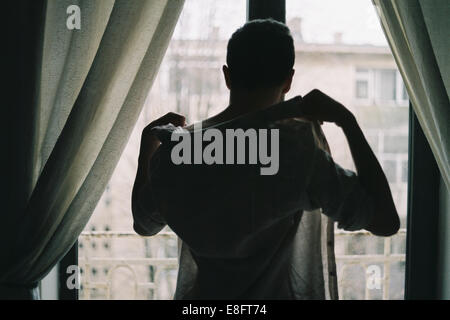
<box><xmin>366</xmin><ymin>131</ymin><xmax>408</xmax><ymax>186</ymax></box>
<box><xmin>356</xmin><ymin>80</ymin><xmax>369</xmax><ymax>99</ymax></box>
<box><xmin>355</xmin><ymin>68</ymin><xmax>408</xmax><ymax>106</ymax></box>
<box><xmin>376</xmin><ymin>69</ymin><xmax>397</xmax><ymax>101</ymax></box>
<box><xmin>384</xmin><ymin>135</ymin><xmax>408</xmax><ymax>154</ymax></box>
<box><xmin>169</xmin><ymin>65</ymin><xmax>222</xmax><ymax>95</ymax></box>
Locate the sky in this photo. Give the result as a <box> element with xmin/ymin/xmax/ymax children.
<box><xmin>287</xmin><ymin>0</ymin><xmax>387</xmax><ymax>45</ymax></box>
<box><xmin>172</xmin><ymin>0</ymin><xmax>388</xmax><ymax>46</ymax></box>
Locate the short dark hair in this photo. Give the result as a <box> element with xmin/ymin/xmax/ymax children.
<box><xmin>226</xmin><ymin>19</ymin><xmax>295</xmax><ymax>91</ymax></box>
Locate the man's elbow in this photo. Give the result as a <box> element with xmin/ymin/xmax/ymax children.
<box><xmin>132</xmin><ymin>206</ymin><xmax>166</xmax><ymax>237</ymax></box>
<box><xmin>367</xmin><ymin>209</ymin><xmax>400</xmax><ymax>237</ymax></box>
<box><xmin>133</xmin><ymin>221</ymin><xmax>155</xmax><ymax>237</ymax></box>
<box><xmin>131</xmin><ymin>202</ymin><xmax>153</xmax><ymax>236</ymax></box>
<box><xmin>377</xmin><ymin>215</ymin><xmax>400</xmax><ymax>237</ymax></box>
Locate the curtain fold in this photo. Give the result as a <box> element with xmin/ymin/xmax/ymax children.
<box><xmin>372</xmin><ymin>0</ymin><xmax>450</xmax><ymax>192</ymax></box>
<box><xmin>0</xmin><ymin>0</ymin><xmax>184</xmax><ymax>299</ymax></box>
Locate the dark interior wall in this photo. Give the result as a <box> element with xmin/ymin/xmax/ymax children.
<box><xmin>1</xmin><ymin>1</ymin><xmax>46</xmax><ymax>264</ymax></box>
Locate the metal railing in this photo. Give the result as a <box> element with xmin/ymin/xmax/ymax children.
<box><xmin>78</xmin><ymin>229</ymin><xmax>406</xmax><ymax>300</ymax></box>
<box><xmin>334</xmin><ymin>229</ymin><xmax>406</xmax><ymax>300</ymax></box>
<box><xmin>78</xmin><ymin>231</ymin><xmax>178</xmax><ymax>300</ymax></box>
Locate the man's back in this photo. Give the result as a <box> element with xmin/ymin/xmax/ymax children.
<box><xmin>136</xmin><ymin>118</ymin><xmax>374</xmax><ymax>299</ymax></box>
<box><xmin>131</xmin><ymin>18</ymin><xmax>399</xmax><ymax>300</ymax></box>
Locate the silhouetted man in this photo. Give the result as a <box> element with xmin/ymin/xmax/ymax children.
<box><xmin>132</xmin><ymin>19</ymin><xmax>399</xmax><ymax>299</ymax></box>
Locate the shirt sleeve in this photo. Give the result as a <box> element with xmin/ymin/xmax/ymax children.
<box><xmin>304</xmin><ymin>144</ymin><xmax>375</xmax><ymax>231</ymax></box>
<box><xmin>133</xmin><ymin>151</ymin><xmax>167</xmax><ymax>236</ymax></box>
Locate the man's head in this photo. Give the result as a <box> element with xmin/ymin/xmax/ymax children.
<box><xmin>224</xmin><ymin>19</ymin><xmax>295</xmax><ymax>95</ymax></box>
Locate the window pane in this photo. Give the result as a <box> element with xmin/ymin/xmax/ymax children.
<box><xmin>80</xmin><ymin>0</ymin><xmax>409</xmax><ymax>301</ymax></box>
<box><xmin>287</xmin><ymin>0</ymin><xmax>408</xmax><ymax>300</ymax></box>
<box><xmin>377</xmin><ymin>69</ymin><xmax>397</xmax><ymax>101</ymax></box>
<box><xmin>356</xmin><ymin>80</ymin><xmax>369</xmax><ymax>99</ymax></box>
<box><xmin>384</xmin><ymin>135</ymin><xmax>408</xmax><ymax>154</ymax></box>
<box><xmin>79</xmin><ymin>0</ymin><xmax>246</xmax><ymax>300</ymax></box>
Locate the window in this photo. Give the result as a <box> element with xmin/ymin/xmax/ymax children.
<box><xmin>78</xmin><ymin>0</ymin><xmax>246</xmax><ymax>300</ymax></box>
<box><xmin>377</xmin><ymin>69</ymin><xmax>397</xmax><ymax>101</ymax></box>
<box><xmin>169</xmin><ymin>65</ymin><xmax>222</xmax><ymax>95</ymax></box>
<box><xmin>355</xmin><ymin>68</ymin><xmax>370</xmax><ymax>100</ymax></box>
<box><xmin>356</xmin><ymin>80</ymin><xmax>369</xmax><ymax>99</ymax></box>
<box><xmin>77</xmin><ymin>0</ymin><xmax>409</xmax><ymax>300</ymax></box>
<box><xmin>287</xmin><ymin>0</ymin><xmax>408</xmax><ymax>299</ymax></box>
<box><xmin>355</xmin><ymin>68</ymin><xmax>408</xmax><ymax>106</ymax></box>
<box><xmin>384</xmin><ymin>135</ymin><xmax>408</xmax><ymax>154</ymax></box>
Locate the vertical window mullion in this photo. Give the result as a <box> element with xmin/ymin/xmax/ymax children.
<box><xmin>247</xmin><ymin>0</ymin><xmax>286</xmax><ymax>22</ymax></box>
<box><xmin>405</xmin><ymin>104</ymin><xmax>440</xmax><ymax>299</ymax></box>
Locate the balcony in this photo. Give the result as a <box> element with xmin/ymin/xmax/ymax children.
<box><xmin>78</xmin><ymin>229</ymin><xmax>406</xmax><ymax>300</ymax></box>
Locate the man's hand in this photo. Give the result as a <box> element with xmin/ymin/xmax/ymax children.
<box><xmin>299</xmin><ymin>89</ymin><xmax>399</xmax><ymax>236</ymax></box>
<box><xmin>300</xmin><ymin>89</ymin><xmax>354</xmax><ymax>127</ymax></box>
<box><xmin>139</xmin><ymin>112</ymin><xmax>186</xmax><ymax>166</ymax></box>
<box><xmin>141</xmin><ymin>112</ymin><xmax>186</xmax><ymax>144</ymax></box>
<box><xmin>132</xmin><ymin>112</ymin><xmax>186</xmax><ymax>232</ymax></box>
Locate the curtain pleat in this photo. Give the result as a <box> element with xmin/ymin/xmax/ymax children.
<box><xmin>0</xmin><ymin>0</ymin><xmax>184</xmax><ymax>298</ymax></box>
<box><xmin>34</xmin><ymin>0</ymin><xmax>115</xmax><ymax>186</ymax></box>
<box><xmin>372</xmin><ymin>0</ymin><xmax>450</xmax><ymax>191</ymax></box>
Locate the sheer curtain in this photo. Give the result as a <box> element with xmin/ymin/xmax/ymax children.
<box><xmin>372</xmin><ymin>0</ymin><xmax>450</xmax><ymax>192</ymax></box>
<box><xmin>0</xmin><ymin>0</ymin><xmax>184</xmax><ymax>299</ymax></box>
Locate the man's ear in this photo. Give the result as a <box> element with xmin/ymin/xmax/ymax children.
<box><xmin>282</xmin><ymin>69</ymin><xmax>295</xmax><ymax>94</ymax></box>
<box><xmin>223</xmin><ymin>65</ymin><xmax>232</xmax><ymax>90</ymax></box>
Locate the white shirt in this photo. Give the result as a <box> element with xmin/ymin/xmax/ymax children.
<box><xmin>134</xmin><ymin>118</ymin><xmax>374</xmax><ymax>299</ymax></box>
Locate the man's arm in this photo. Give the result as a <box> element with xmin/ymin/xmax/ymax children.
<box><xmin>340</xmin><ymin>113</ymin><xmax>400</xmax><ymax>236</ymax></box>
<box><xmin>131</xmin><ymin>112</ymin><xmax>185</xmax><ymax>236</ymax></box>
<box><xmin>301</xmin><ymin>89</ymin><xmax>400</xmax><ymax>236</ymax></box>
<box><xmin>131</xmin><ymin>134</ymin><xmax>161</xmax><ymax>235</ymax></box>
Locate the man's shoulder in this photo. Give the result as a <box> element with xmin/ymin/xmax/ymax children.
<box><xmin>271</xmin><ymin>118</ymin><xmax>317</xmax><ymax>149</ymax></box>
<box><xmin>272</xmin><ymin>118</ymin><xmax>314</xmax><ymax>133</ymax></box>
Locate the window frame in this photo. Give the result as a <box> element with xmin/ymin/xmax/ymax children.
<box><xmin>405</xmin><ymin>104</ymin><xmax>440</xmax><ymax>299</ymax></box>
<box><xmin>58</xmin><ymin>0</ymin><xmax>439</xmax><ymax>300</ymax></box>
